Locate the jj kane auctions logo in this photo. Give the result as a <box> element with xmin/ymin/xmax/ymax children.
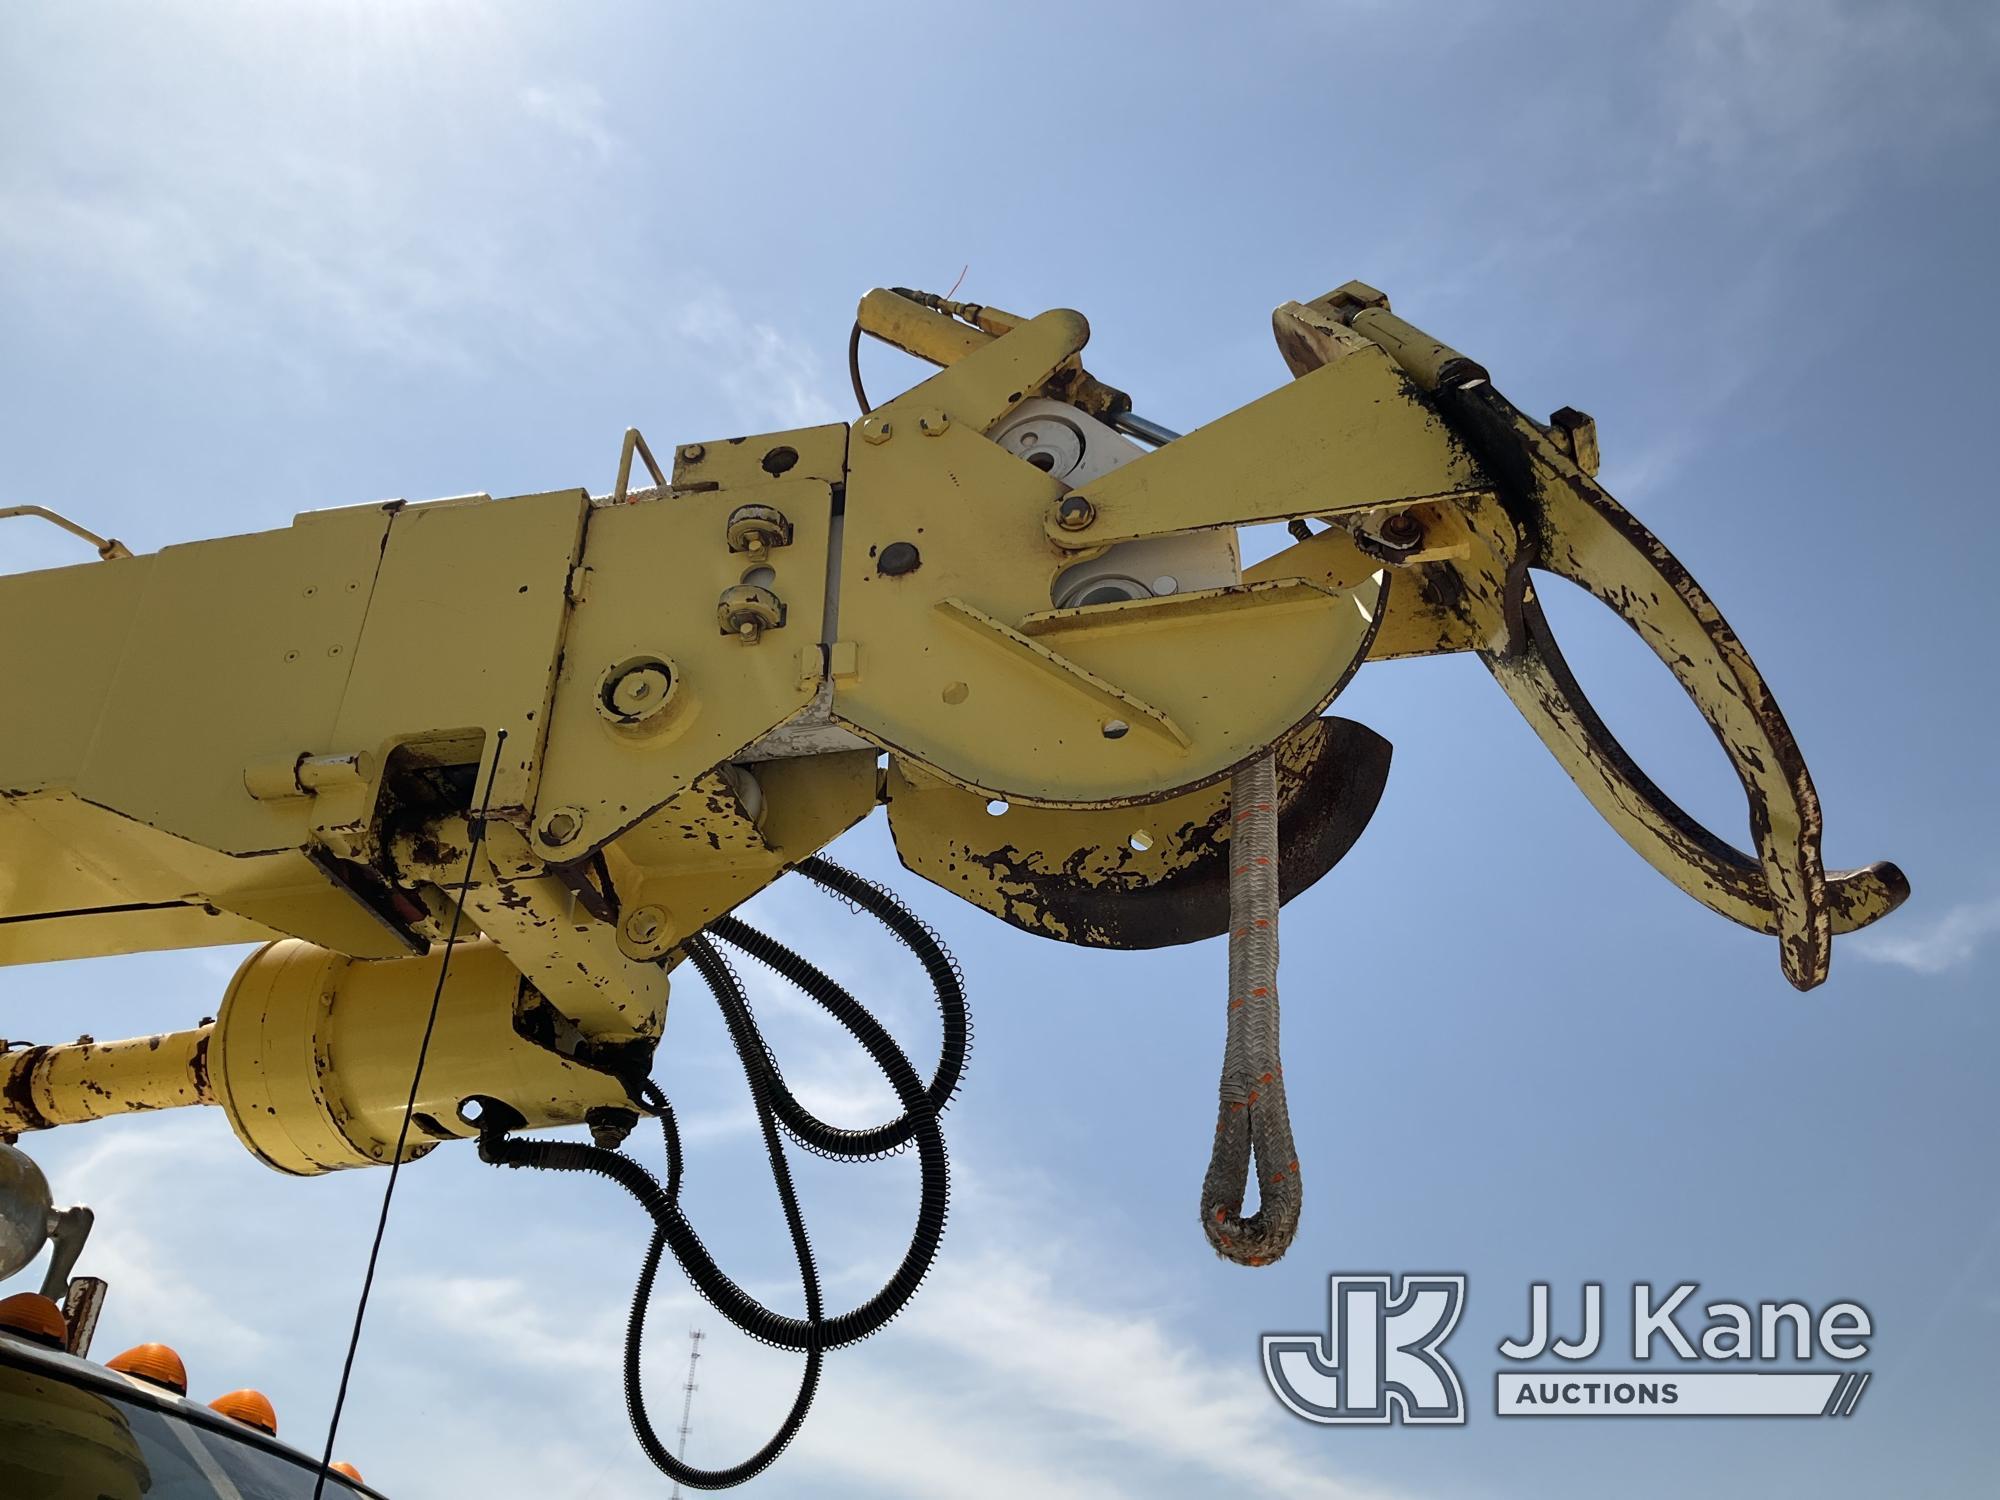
<box><xmin>1264</xmin><ymin>1277</ymin><xmax>1873</xmax><ymax>1423</ymax></box>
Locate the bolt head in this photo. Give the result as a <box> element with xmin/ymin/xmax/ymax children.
<box><xmin>623</xmin><ymin>905</ymin><xmax>668</xmax><ymax>945</ymax></box>
<box><xmin>917</xmin><ymin>407</ymin><xmax>951</xmax><ymax>436</ymax></box>
<box><xmin>608</xmin><ymin>664</ymin><xmax>672</xmax><ymax>717</ymax></box>
<box><xmin>1056</xmin><ymin>494</ymin><xmax>1096</xmax><ymax>532</ymax></box>
<box><xmin>681</xmin><ymin>443</ymin><xmax>706</xmax><ymax>462</ymax></box>
<box><xmin>860</xmin><ymin>417</ymin><xmax>893</xmax><ymax>445</ymax></box>
<box><xmin>540</xmin><ymin>809</ymin><xmax>582</xmax><ymax>846</ymax></box>
<box><xmin>877</xmin><ymin>541</ymin><xmax>921</xmax><ymax>577</ymax></box>
<box><xmin>1378</xmin><ymin>512</ymin><xmax>1424</xmax><ymax>550</ymax></box>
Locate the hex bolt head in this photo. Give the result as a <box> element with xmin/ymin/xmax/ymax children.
<box><xmin>1057</xmin><ymin>494</ymin><xmax>1097</xmax><ymax>532</ymax></box>
<box><xmin>1379</xmin><ymin>511</ymin><xmax>1424</xmax><ymax>549</ymax></box>
<box><xmin>877</xmin><ymin>541</ymin><xmax>921</xmax><ymax>577</ymax></box>
<box><xmin>860</xmin><ymin>417</ymin><xmax>894</xmax><ymax>445</ymax></box>
<box><xmin>917</xmin><ymin>408</ymin><xmax>951</xmax><ymax>436</ymax></box>
<box><xmin>586</xmin><ymin>1106</ymin><xmax>640</xmax><ymax>1150</ymax></box>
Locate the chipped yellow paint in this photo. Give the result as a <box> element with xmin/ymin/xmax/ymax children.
<box><xmin>0</xmin><ymin>279</ymin><xmax>1907</xmax><ymax>1163</ymax></box>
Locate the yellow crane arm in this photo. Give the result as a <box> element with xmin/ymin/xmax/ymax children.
<box><xmin>0</xmin><ymin>281</ymin><xmax>1905</xmax><ymax>1159</ymax></box>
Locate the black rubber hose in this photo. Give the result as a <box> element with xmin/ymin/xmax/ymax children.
<box><xmin>848</xmin><ymin>321</ymin><xmax>873</xmax><ymax>416</ymax></box>
<box><xmin>480</xmin><ymin>950</ymin><xmax>824</xmax><ymax>1490</ymax></box>
<box><xmin>476</xmin><ymin>863</ymin><xmax>964</xmax><ymax>1487</ymax></box>
<box><xmin>622</xmin><ymin>1089</ymin><xmax>814</xmax><ymax>1492</ymax></box>
<box><xmin>675</xmin><ymin>931</ymin><xmax>950</xmax><ymax>1350</ymax></box>
<box><xmin>485</xmin><ymin>935</ymin><xmax>950</xmax><ymax>1353</ymax></box>
<box><xmin>793</xmin><ymin>856</ymin><xmax>969</xmax><ymax>1099</ymax></box>
<box><xmin>708</xmin><ymin>912</ymin><xmax>961</xmax><ymax>1159</ymax></box>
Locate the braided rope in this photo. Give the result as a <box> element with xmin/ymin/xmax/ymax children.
<box><xmin>1199</xmin><ymin>752</ymin><xmax>1301</xmax><ymax>1266</ymax></box>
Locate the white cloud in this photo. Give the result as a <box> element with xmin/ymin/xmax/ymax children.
<box><xmin>1663</xmin><ymin>0</ymin><xmax>1995</xmax><ymax>172</ymax></box>
<box><xmin>674</xmin><ymin>290</ymin><xmax>844</xmax><ymax>431</ymax></box>
<box><xmin>1848</xmin><ymin>894</ymin><xmax>2000</xmax><ymax>977</ymax></box>
<box><xmin>377</xmin><ymin>1147</ymin><xmax>1405</xmax><ymax>1500</ymax></box>
<box><xmin>520</xmin><ymin>82</ymin><xmax>621</xmax><ymax>162</ymax></box>
<box><xmin>0</xmin><ymin>152</ymin><xmax>530</xmax><ymax>375</ymax></box>
<box><xmin>42</xmin><ymin>1116</ymin><xmax>273</xmax><ymax>1363</ymax></box>
<box><xmin>904</xmin><ymin>1248</ymin><xmax>1388</xmax><ymax>1500</ymax></box>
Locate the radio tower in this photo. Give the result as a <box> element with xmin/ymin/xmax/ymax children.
<box><xmin>668</xmin><ymin>1328</ymin><xmax>704</xmax><ymax>1499</ymax></box>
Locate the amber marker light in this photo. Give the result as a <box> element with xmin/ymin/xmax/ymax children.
<box><xmin>0</xmin><ymin>1291</ymin><xmax>68</xmax><ymax>1348</ymax></box>
<box><xmin>107</xmin><ymin>1342</ymin><xmax>189</xmax><ymax>1395</ymax></box>
<box><xmin>209</xmin><ymin>1387</ymin><xmax>279</xmax><ymax>1435</ymax></box>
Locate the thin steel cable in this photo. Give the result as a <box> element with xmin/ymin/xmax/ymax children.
<box><xmin>309</xmin><ymin>732</ymin><xmax>508</xmax><ymax>1498</ymax></box>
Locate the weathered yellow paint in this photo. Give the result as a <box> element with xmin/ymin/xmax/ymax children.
<box><xmin>831</xmin><ymin>310</ymin><xmax>1382</xmax><ymax>807</ymax></box>
<box><xmin>669</xmin><ymin>422</ymin><xmax>850</xmax><ymax>492</ymax></box>
<box><xmin>608</xmin><ymin>749</ymin><xmax>881</xmax><ymax>957</ymax></box>
<box><xmin>0</xmin><ymin>1028</ymin><xmax>212</xmax><ymax>1131</ymax></box>
<box><xmin>885</xmin><ymin>716</ymin><xmax>1391</xmax><ymax>949</ymax></box>
<box><xmin>208</xmin><ymin>938</ymin><xmax>635</xmax><ymax>1175</ymax></box>
<box><xmin>0</xmin><ymin>279</ymin><xmax>1908</xmax><ymax>1165</ymax></box>
<box><xmin>1042</xmin><ymin>345</ymin><xmax>1485</xmax><ymax>550</ymax></box>
<box><xmin>529</xmin><ymin>478</ymin><xmax>836</xmax><ymax>861</ymax></box>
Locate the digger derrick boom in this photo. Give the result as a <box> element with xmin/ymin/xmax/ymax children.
<box><xmin>0</xmin><ymin>280</ymin><xmax>1905</xmax><ymax>1150</ymax></box>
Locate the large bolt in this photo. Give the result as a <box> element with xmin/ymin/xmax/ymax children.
<box><xmin>716</xmin><ymin>584</ymin><xmax>784</xmax><ymax>643</ymax></box>
<box><xmin>587</xmin><ymin>1105</ymin><xmax>640</xmax><ymax>1150</ymax></box>
<box><xmin>860</xmin><ymin>417</ymin><xmax>894</xmax><ymax>445</ymax></box>
<box><xmin>595</xmin><ymin>656</ymin><xmax>678</xmax><ymax>731</ymax></box>
<box><xmin>1057</xmin><ymin>494</ymin><xmax>1096</xmax><ymax>532</ymax></box>
<box><xmin>1379</xmin><ymin>512</ymin><xmax>1425</xmax><ymax>550</ymax></box>
<box><xmin>622</xmin><ymin>905</ymin><xmax>669</xmax><ymax>945</ymax></box>
<box><xmin>877</xmin><ymin>541</ymin><xmax>921</xmax><ymax>577</ymax></box>
<box><xmin>917</xmin><ymin>408</ymin><xmax>951</xmax><ymax>436</ymax></box>
<box><xmin>725</xmin><ymin>503</ymin><xmax>792</xmax><ymax>556</ymax></box>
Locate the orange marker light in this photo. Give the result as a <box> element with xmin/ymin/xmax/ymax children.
<box><xmin>209</xmin><ymin>1387</ymin><xmax>278</xmax><ymax>1435</ymax></box>
<box><xmin>0</xmin><ymin>1292</ymin><xmax>68</xmax><ymax>1349</ymax></box>
<box><xmin>107</xmin><ymin>1342</ymin><xmax>189</xmax><ymax>1395</ymax></box>
<box><xmin>331</xmin><ymin>1461</ymin><xmax>365</xmax><ymax>1483</ymax></box>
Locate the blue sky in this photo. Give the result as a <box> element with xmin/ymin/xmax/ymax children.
<box><xmin>3</xmin><ymin>2</ymin><xmax>1997</xmax><ymax>1496</ymax></box>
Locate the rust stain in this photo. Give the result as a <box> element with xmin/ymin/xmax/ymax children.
<box><xmin>2</xmin><ymin>1046</ymin><xmax>54</xmax><ymax>1131</ymax></box>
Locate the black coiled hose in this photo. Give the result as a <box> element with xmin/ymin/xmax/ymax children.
<box><xmin>476</xmin><ymin>857</ymin><xmax>967</xmax><ymax>1490</ymax></box>
<box><xmin>710</xmin><ymin>856</ymin><xmax>968</xmax><ymax>1160</ymax></box>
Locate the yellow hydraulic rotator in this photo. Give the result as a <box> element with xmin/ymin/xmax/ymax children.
<box><xmin>0</xmin><ymin>941</ymin><xmax>635</xmax><ymax>1173</ymax></box>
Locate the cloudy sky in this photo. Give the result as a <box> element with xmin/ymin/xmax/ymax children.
<box><xmin>3</xmin><ymin>2</ymin><xmax>1997</xmax><ymax>1496</ymax></box>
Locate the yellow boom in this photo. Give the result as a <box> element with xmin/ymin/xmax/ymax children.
<box><xmin>0</xmin><ymin>281</ymin><xmax>1905</xmax><ymax>1158</ymax></box>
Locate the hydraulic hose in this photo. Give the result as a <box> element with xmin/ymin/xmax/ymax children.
<box><xmin>708</xmin><ymin>856</ymin><xmax>967</xmax><ymax>1160</ymax></box>
<box><xmin>477</xmin><ymin>858</ymin><xmax>968</xmax><ymax>1488</ymax></box>
<box><xmin>483</xmin><ymin>1070</ymin><xmax>821</xmax><ymax>1489</ymax></box>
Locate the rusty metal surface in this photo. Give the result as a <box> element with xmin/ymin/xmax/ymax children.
<box><xmin>1260</xmin><ymin>288</ymin><xmax>1906</xmax><ymax>989</ymax></box>
<box><xmin>886</xmin><ymin>717</ymin><xmax>1390</xmax><ymax>948</ymax></box>
<box><xmin>0</xmin><ymin>1028</ymin><xmax>214</xmax><ymax>1134</ymax></box>
<box><xmin>1436</xmin><ymin>380</ymin><xmax>1907</xmax><ymax>988</ymax></box>
<box><xmin>0</xmin><ymin>277</ymin><xmax>1910</xmax><ymax>1184</ymax></box>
